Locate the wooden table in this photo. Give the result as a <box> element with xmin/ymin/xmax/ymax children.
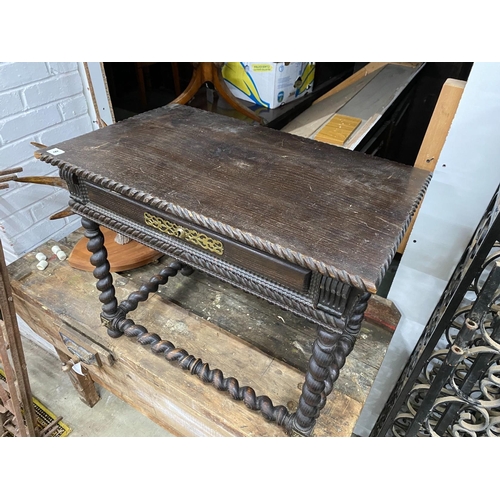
<box><xmin>34</xmin><ymin>104</ymin><xmax>430</xmax><ymax>436</ymax></box>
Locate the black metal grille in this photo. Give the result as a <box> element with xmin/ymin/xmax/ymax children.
<box><xmin>372</xmin><ymin>183</ymin><xmax>500</xmax><ymax>437</ymax></box>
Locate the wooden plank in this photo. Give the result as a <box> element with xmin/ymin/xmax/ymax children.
<box><xmin>314</xmin><ymin>114</ymin><xmax>362</xmax><ymax>146</ymax></box>
<box><xmin>363</xmin><ymin>295</ymin><xmax>401</xmax><ymax>333</ymax></box>
<box><xmin>331</xmin><ymin>65</ymin><xmax>422</xmax><ymax>122</ymax></box>
<box><xmin>314</xmin><ymin>62</ymin><xmax>422</xmax><ymax>105</ymax></box>
<box><xmin>398</xmin><ymin>78</ymin><xmax>466</xmax><ymax>253</ymax></box>
<box><xmin>413</xmin><ymin>78</ymin><xmax>466</xmax><ymax>172</ymax></box>
<box><xmin>311</xmin><ymin>64</ymin><xmax>424</xmax><ymax>151</ymax></box>
<box><xmin>281</xmin><ymin>70</ymin><xmax>382</xmax><ymax>138</ymax></box>
<box><xmin>9</xmin><ymin>239</ymin><xmax>372</xmax><ymax>437</ymax></box>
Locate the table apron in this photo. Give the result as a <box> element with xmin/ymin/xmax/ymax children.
<box><xmin>84</xmin><ymin>182</ymin><xmax>312</xmax><ymax>294</ymax></box>
<box><xmin>70</xmin><ymin>199</ymin><xmax>348</xmax><ymax>333</ymax></box>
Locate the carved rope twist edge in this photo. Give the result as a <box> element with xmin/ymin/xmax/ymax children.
<box><xmin>374</xmin><ymin>174</ymin><xmax>432</xmax><ymax>289</ymax></box>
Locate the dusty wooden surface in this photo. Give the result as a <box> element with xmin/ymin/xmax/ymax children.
<box><xmin>38</xmin><ymin>104</ymin><xmax>429</xmax><ymax>293</ymax></box>
<box><xmin>8</xmin><ymin>232</ymin><xmax>396</xmax><ymax>436</ymax></box>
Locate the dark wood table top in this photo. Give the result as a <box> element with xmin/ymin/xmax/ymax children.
<box><xmin>38</xmin><ymin>104</ymin><xmax>430</xmax><ymax>293</ymax></box>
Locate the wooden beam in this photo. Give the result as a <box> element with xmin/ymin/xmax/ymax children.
<box><xmin>55</xmin><ymin>347</ymin><xmax>100</xmax><ymax>408</ymax></box>
<box><xmin>414</xmin><ymin>78</ymin><xmax>467</xmax><ymax>172</ymax></box>
<box><xmin>398</xmin><ymin>78</ymin><xmax>466</xmax><ymax>254</ymax></box>
<box><xmin>314</xmin><ymin>63</ymin><xmax>422</xmax><ymax>105</ymax></box>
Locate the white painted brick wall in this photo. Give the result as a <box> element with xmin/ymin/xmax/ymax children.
<box><xmin>0</xmin><ymin>138</ymin><xmax>34</xmax><ymax>166</ymax></box>
<box><xmin>0</xmin><ymin>62</ymin><xmax>49</xmax><ymax>92</ymax></box>
<box><xmin>23</xmin><ymin>73</ymin><xmax>83</xmax><ymax>108</ymax></box>
<box><xmin>0</xmin><ymin>90</ymin><xmax>23</xmax><ymax>119</ymax></box>
<box><xmin>48</xmin><ymin>62</ymin><xmax>78</xmax><ymax>75</ymax></box>
<box><xmin>0</xmin><ymin>62</ymin><xmax>95</xmax><ymax>263</ymax></box>
<box><xmin>39</xmin><ymin>114</ymin><xmax>93</xmax><ymax>146</ymax></box>
<box><xmin>59</xmin><ymin>95</ymin><xmax>89</xmax><ymax>120</ymax></box>
<box><xmin>0</xmin><ymin>103</ymin><xmax>62</xmax><ymax>143</ymax></box>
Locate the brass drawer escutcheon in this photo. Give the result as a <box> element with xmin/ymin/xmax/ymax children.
<box><xmin>144</xmin><ymin>212</ymin><xmax>224</xmax><ymax>256</ymax></box>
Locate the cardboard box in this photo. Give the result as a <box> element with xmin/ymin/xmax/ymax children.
<box><xmin>222</xmin><ymin>62</ymin><xmax>315</xmax><ymax>109</ymax></box>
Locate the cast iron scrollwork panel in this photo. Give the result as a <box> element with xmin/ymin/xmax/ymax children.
<box><xmin>372</xmin><ymin>184</ymin><xmax>500</xmax><ymax>437</ymax></box>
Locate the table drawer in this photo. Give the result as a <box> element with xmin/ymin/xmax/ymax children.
<box><xmin>84</xmin><ymin>183</ymin><xmax>311</xmax><ymax>293</ymax></box>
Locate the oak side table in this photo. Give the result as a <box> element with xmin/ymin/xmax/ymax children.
<box><xmin>37</xmin><ymin>104</ymin><xmax>430</xmax><ymax>436</ymax></box>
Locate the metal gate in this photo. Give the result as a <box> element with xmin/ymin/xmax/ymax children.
<box><xmin>372</xmin><ymin>183</ymin><xmax>500</xmax><ymax>437</ymax></box>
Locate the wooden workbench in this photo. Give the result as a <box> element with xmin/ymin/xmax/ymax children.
<box><xmin>8</xmin><ymin>230</ymin><xmax>395</xmax><ymax>436</ymax></box>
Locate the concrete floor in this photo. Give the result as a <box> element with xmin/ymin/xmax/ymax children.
<box><xmin>20</xmin><ymin>335</ymin><xmax>173</xmax><ymax>437</ymax></box>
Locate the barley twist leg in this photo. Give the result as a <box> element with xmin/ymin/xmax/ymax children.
<box><xmin>291</xmin><ymin>292</ymin><xmax>371</xmax><ymax>435</ymax></box>
<box><xmin>81</xmin><ymin>218</ymin><xmax>122</xmax><ymax>337</ymax></box>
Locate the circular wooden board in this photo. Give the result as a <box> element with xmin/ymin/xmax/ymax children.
<box><xmin>68</xmin><ymin>227</ymin><xmax>163</xmax><ymax>272</ymax></box>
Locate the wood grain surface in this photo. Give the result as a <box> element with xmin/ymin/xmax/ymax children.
<box><xmin>38</xmin><ymin>104</ymin><xmax>429</xmax><ymax>292</ymax></box>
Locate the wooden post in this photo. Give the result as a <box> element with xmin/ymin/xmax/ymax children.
<box><xmin>55</xmin><ymin>347</ymin><xmax>100</xmax><ymax>408</ymax></box>
<box><xmin>398</xmin><ymin>78</ymin><xmax>466</xmax><ymax>254</ymax></box>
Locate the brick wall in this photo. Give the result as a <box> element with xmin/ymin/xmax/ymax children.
<box><xmin>0</xmin><ymin>62</ymin><xmax>95</xmax><ymax>264</ymax></box>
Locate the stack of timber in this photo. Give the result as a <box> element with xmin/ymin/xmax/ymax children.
<box><xmin>282</xmin><ymin>63</ymin><xmax>424</xmax><ymax>149</ymax></box>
